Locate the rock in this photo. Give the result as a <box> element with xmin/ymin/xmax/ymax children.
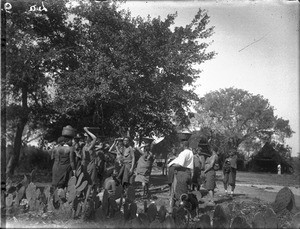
<box><xmin>252</xmin><ymin>212</ymin><xmax>265</xmax><ymax>229</ymax></box>
<box><xmin>212</xmin><ymin>204</ymin><xmax>229</xmax><ymax>228</ymax></box>
<box><xmin>264</xmin><ymin>207</ymin><xmax>278</xmax><ymax>228</ymax></box>
<box><xmin>231</xmin><ymin>216</ymin><xmax>251</xmax><ymax>229</ymax></box>
<box><xmin>272</xmin><ymin>187</ymin><xmax>294</xmax><ymax>213</ymax></box>
<box><xmin>194</xmin><ymin>214</ymin><xmax>211</xmax><ymax>228</ymax></box>
<box><xmin>291</xmin><ymin>212</ymin><xmax>300</xmax><ymax>229</ymax></box>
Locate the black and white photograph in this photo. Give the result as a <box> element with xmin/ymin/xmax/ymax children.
<box><xmin>1</xmin><ymin>0</ymin><xmax>299</xmax><ymax>228</ymax></box>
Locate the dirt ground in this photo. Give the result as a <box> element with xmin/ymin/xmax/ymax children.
<box><xmin>5</xmin><ymin>168</ymin><xmax>300</xmax><ymax>228</ymax></box>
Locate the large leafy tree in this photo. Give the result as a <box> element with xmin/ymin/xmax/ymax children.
<box><xmin>3</xmin><ymin>0</ymin><xmax>79</xmax><ymax>176</ymax></box>
<box><xmin>193</xmin><ymin>87</ymin><xmax>294</xmax><ymax>156</ymax></box>
<box><xmin>52</xmin><ymin>1</ymin><xmax>216</xmax><ymax>138</ymax></box>
<box><xmin>3</xmin><ymin>0</ymin><xmax>216</xmax><ymax>175</ymax></box>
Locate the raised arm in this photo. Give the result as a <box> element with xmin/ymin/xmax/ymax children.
<box><xmin>84</xmin><ymin>127</ymin><xmax>97</xmax><ymax>151</ymax></box>
<box><xmin>130</xmin><ymin>148</ymin><xmax>135</xmax><ymax>173</ymax></box>
<box><xmin>108</xmin><ymin>139</ymin><xmax>117</xmax><ymax>153</ymax></box>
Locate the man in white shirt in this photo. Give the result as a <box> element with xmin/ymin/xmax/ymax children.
<box><xmin>168</xmin><ymin>140</ymin><xmax>194</xmax><ymax>212</ymax></box>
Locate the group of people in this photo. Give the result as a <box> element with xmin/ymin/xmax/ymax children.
<box><xmin>51</xmin><ymin>126</ymin><xmax>238</xmax><ymax>211</ymax></box>
<box><xmin>166</xmin><ymin>137</ymin><xmax>238</xmax><ymax>210</ymax></box>
<box><xmin>51</xmin><ymin>126</ymin><xmax>156</xmax><ymax>202</ymax></box>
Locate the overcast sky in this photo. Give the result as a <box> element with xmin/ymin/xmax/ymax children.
<box><xmin>120</xmin><ymin>0</ymin><xmax>299</xmax><ymax>156</ymax></box>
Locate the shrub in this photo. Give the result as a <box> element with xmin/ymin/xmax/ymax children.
<box><xmin>17</xmin><ymin>146</ymin><xmax>52</xmax><ymax>173</ymax></box>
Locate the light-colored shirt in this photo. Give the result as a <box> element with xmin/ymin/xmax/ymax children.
<box><xmin>168</xmin><ymin>148</ymin><xmax>194</xmax><ymax>170</ymax></box>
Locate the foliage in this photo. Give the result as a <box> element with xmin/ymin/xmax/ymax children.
<box><xmin>193</xmin><ymin>87</ymin><xmax>294</xmax><ymax>156</ymax></box>
<box><xmin>3</xmin><ymin>0</ymin><xmax>80</xmax><ymax>175</ymax></box>
<box><xmin>17</xmin><ymin>146</ymin><xmax>52</xmax><ymax>172</ymax></box>
<box><xmin>51</xmin><ymin>1</ymin><xmax>216</xmax><ymax>138</ymax></box>
<box><xmin>4</xmin><ymin>0</ymin><xmax>216</xmax><ymax>174</ymax></box>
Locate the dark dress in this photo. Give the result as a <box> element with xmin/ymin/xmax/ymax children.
<box><xmin>135</xmin><ymin>153</ymin><xmax>154</xmax><ymax>184</ymax></box>
<box><xmin>192</xmin><ymin>154</ymin><xmax>202</xmax><ymax>188</ymax></box>
<box><xmin>203</xmin><ymin>153</ymin><xmax>218</xmax><ymax>191</ymax></box>
<box><xmin>82</xmin><ymin>144</ymin><xmax>97</xmax><ymax>186</ymax></box>
<box><xmin>223</xmin><ymin>155</ymin><xmax>237</xmax><ymax>188</ymax></box>
<box><xmin>52</xmin><ymin>145</ymin><xmax>75</xmax><ymax>188</ymax></box>
<box><xmin>117</xmin><ymin>146</ymin><xmax>134</xmax><ymax>185</ymax></box>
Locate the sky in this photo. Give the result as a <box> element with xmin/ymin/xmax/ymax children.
<box><xmin>119</xmin><ymin>0</ymin><xmax>300</xmax><ymax>156</ymax></box>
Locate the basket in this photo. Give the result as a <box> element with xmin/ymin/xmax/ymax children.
<box><xmin>62</xmin><ymin>125</ymin><xmax>75</xmax><ymax>137</ymax></box>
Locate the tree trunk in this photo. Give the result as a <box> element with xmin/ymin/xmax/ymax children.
<box><xmin>6</xmin><ymin>85</ymin><xmax>28</xmax><ymax>178</ymax></box>
<box><xmin>1</xmin><ymin>9</ymin><xmax>7</xmax><ymax>191</ymax></box>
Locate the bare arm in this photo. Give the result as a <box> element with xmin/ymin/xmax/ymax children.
<box><xmin>130</xmin><ymin>148</ymin><xmax>135</xmax><ymax>172</ymax></box>
<box><xmin>204</xmin><ymin>154</ymin><xmax>217</xmax><ymax>173</ymax></box>
<box><xmin>108</xmin><ymin>140</ymin><xmax>117</xmax><ymax>153</ymax></box>
<box><xmin>69</xmin><ymin>147</ymin><xmax>76</xmax><ymax>173</ymax></box>
<box><xmin>84</xmin><ymin>127</ymin><xmax>97</xmax><ymax>151</ymax></box>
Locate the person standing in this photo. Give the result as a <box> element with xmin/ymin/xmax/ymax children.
<box><xmin>81</xmin><ymin>127</ymin><xmax>97</xmax><ymax>195</ymax></box>
<box><xmin>73</xmin><ymin>133</ymin><xmax>84</xmax><ymax>172</ymax></box>
<box><xmin>116</xmin><ymin>137</ymin><xmax>135</xmax><ymax>190</ymax></box>
<box><xmin>191</xmin><ymin>148</ymin><xmax>204</xmax><ymax>191</ymax></box>
<box><xmin>203</xmin><ymin>148</ymin><xmax>219</xmax><ymax>206</ymax></box>
<box><xmin>109</xmin><ymin>138</ymin><xmax>124</xmax><ymax>172</ymax></box>
<box><xmin>135</xmin><ymin>140</ymin><xmax>155</xmax><ymax>198</ymax></box>
<box><xmin>52</xmin><ymin>136</ymin><xmax>76</xmax><ymax>189</ymax></box>
<box><xmin>168</xmin><ymin>140</ymin><xmax>194</xmax><ymax>212</ymax></box>
<box><xmin>223</xmin><ymin>150</ymin><xmax>238</xmax><ymax>196</ymax></box>
<box><xmin>167</xmin><ymin>148</ymin><xmax>178</xmax><ymax>194</ymax></box>
<box><xmin>277</xmin><ymin>163</ymin><xmax>281</xmax><ymax>175</ymax></box>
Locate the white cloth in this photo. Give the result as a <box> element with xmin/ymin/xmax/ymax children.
<box><xmin>167</xmin><ymin>149</ymin><xmax>194</xmax><ymax>170</ymax></box>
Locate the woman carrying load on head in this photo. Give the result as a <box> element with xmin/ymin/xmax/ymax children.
<box><xmin>223</xmin><ymin>150</ymin><xmax>238</xmax><ymax>196</ymax></box>
<box><xmin>81</xmin><ymin>127</ymin><xmax>97</xmax><ymax>193</ymax></box>
<box><xmin>116</xmin><ymin>136</ymin><xmax>135</xmax><ymax>191</ymax></box>
<box><xmin>108</xmin><ymin>138</ymin><xmax>124</xmax><ymax>172</ymax></box>
<box><xmin>135</xmin><ymin>139</ymin><xmax>155</xmax><ymax>198</ymax></box>
<box><xmin>51</xmin><ymin>136</ymin><xmax>76</xmax><ymax>189</ymax></box>
<box><xmin>73</xmin><ymin>133</ymin><xmax>84</xmax><ymax>172</ymax></box>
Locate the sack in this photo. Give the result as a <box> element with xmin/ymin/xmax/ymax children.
<box><xmin>213</xmin><ymin>163</ymin><xmax>220</xmax><ymax>171</ymax></box>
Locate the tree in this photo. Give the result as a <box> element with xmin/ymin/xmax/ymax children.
<box><xmin>3</xmin><ymin>0</ymin><xmax>79</xmax><ymax>176</ymax></box>
<box><xmin>51</xmin><ymin>1</ymin><xmax>216</xmax><ymax>139</ymax></box>
<box><xmin>193</xmin><ymin>87</ymin><xmax>294</xmax><ymax>156</ymax></box>
<box><xmin>3</xmin><ymin>0</ymin><xmax>216</xmax><ymax>175</ymax></box>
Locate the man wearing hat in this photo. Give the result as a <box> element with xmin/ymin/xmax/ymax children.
<box><xmin>167</xmin><ymin>139</ymin><xmax>194</xmax><ymax>212</ymax></box>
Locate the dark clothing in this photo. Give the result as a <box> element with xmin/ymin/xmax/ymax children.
<box><xmin>223</xmin><ymin>168</ymin><xmax>237</xmax><ymax>189</ymax></box>
<box><xmin>52</xmin><ymin>145</ymin><xmax>75</xmax><ymax>188</ymax></box>
<box><xmin>223</xmin><ymin>155</ymin><xmax>238</xmax><ymax>189</ymax></box>
<box><xmin>135</xmin><ymin>153</ymin><xmax>154</xmax><ymax>184</ymax></box>
<box><xmin>204</xmin><ymin>169</ymin><xmax>216</xmax><ymax>190</ymax></box>
<box><xmin>172</xmin><ymin>167</ymin><xmax>192</xmax><ymax>203</ymax></box>
<box><xmin>203</xmin><ymin>153</ymin><xmax>218</xmax><ymax>191</ymax></box>
<box><xmin>192</xmin><ymin>155</ymin><xmax>202</xmax><ymax>188</ymax></box>
<box><xmin>82</xmin><ymin>144</ymin><xmax>97</xmax><ymax>186</ymax></box>
<box><xmin>117</xmin><ymin>146</ymin><xmax>134</xmax><ymax>185</ymax></box>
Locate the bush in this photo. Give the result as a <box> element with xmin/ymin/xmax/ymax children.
<box><xmin>17</xmin><ymin>146</ymin><xmax>52</xmax><ymax>173</ymax></box>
